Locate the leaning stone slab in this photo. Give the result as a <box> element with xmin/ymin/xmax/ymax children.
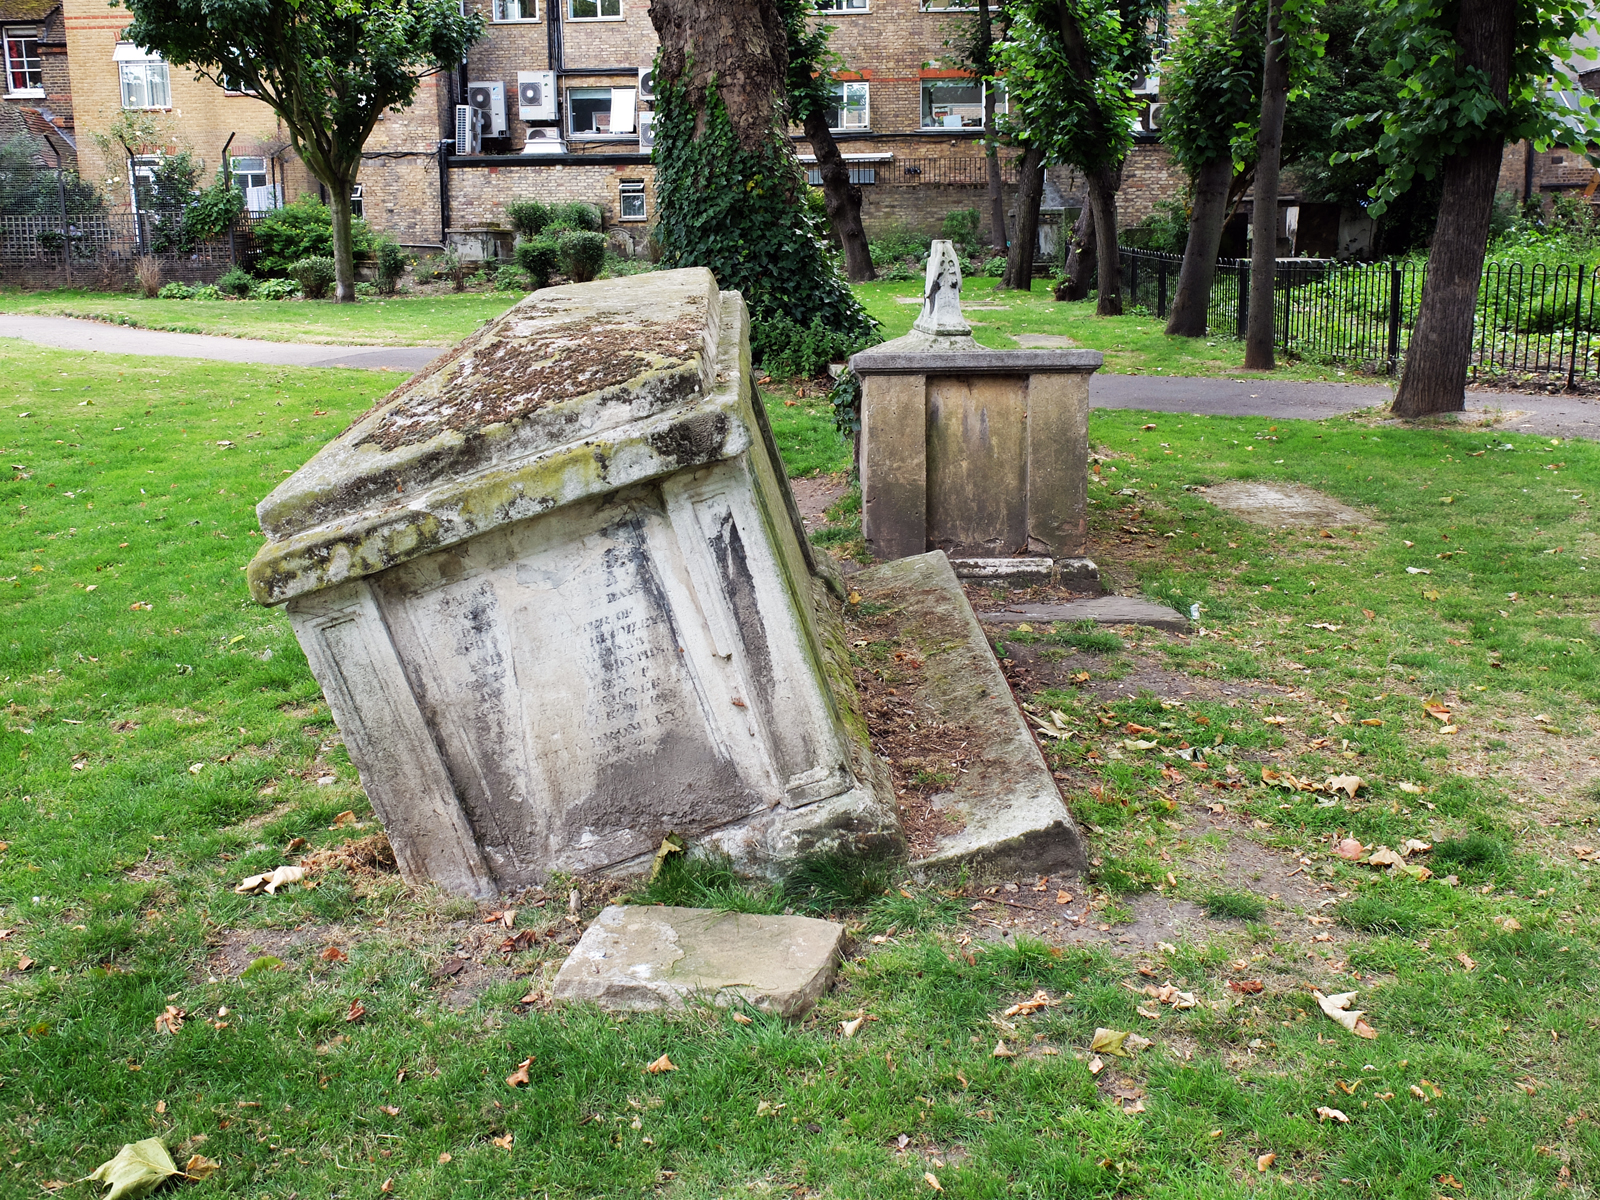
<box><xmin>552</xmin><ymin>904</ymin><xmax>844</xmax><ymax>1017</ymax></box>
<box><xmin>850</xmin><ymin>551</ymin><xmax>1089</xmax><ymax>875</ymax></box>
<box><xmin>246</xmin><ymin>269</ymin><xmax>899</xmax><ymax>899</ymax></box>
<box><xmin>976</xmin><ymin>596</ymin><xmax>1191</xmax><ymax>632</ymax></box>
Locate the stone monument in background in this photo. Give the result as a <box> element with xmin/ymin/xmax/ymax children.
<box><xmin>247</xmin><ymin>269</ymin><xmax>900</xmax><ymax>898</ymax></box>
<box><xmin>852</xmin><ymin>241</ymin><xmax>1103</xmax><ymax>583</ymax></box>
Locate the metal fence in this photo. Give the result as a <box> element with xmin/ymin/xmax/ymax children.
<box><xmin>0</xmin><ymin>210</ymin><xmax>248</xmax><ymax>287</ymax></box>
<box><xmin>1118</xmin><ymin>246</ymin><xmax>1600</xmax><ymax>383</ymax></box>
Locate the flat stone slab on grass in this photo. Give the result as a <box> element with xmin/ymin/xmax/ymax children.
<box><xmin>977</xmin><ymin>595</ymin><xmax>1190</xmax><ymax>631</ymax></box>
<box><xmin>1199</xmin><ymin>480</ymin><xmax>1370</xmax><ymax>528</ymax></box>
<box><xmin>552</xmin><ymin>905</ymin><xmax>844</xmax><ymax>1017</ymax></box>
<box><xmin>1013</xmin><ymin>334</ymin><xmax>1079</xmax><ymax>348</ymax></box>
<box><xmin>850</xmin><ymin>551</ymin><xmax>1089</xmax><ymax>875</ymax></box>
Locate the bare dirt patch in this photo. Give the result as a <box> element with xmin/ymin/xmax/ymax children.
<box><xmin>1199</xmin><ymin>481</ymin><xmax>1372</xmax><ymax>529</ymax></box>
<box><xmin>791</xmin><ymin>473</ymin><xmax>849</xmax><ymax>532</ymax></box>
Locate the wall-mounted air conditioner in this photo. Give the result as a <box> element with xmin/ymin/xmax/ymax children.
<box><xmin>638</xmin><ymin>110</ymin><xmax>655</xmax><ymax>151</ymax></box>
<box><xmin>1130</xmin><ymin>71</ymin><xmax>1160</xmax><ymax>96</ymax></box>
<box><xmin>637</xmin><ymin>65</ymin><xmax>656</xmax><ymax>101</ymax></box>
<box><xmin>467</xmin><ymin>80</ymin><xmax>509</xmax><ymax>138</ymax></box>
<box><xmin>517</xmin><ymin>70</ymin><xmax>556</xmax><ymax>121</ymax></box>
<box><xmin>455</xmin><ymin>104</ymin><xmax>482</xmax><ymax>154</ymax></box>
<box><xmin>520</xmin><ymin>125</ymin><xmax>565</xmax><ymax>155</ymax></box>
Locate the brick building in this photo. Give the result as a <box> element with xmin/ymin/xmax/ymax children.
<box><xmin>3</xmin><ymin>0</ymin><xmax>75</xmax><ymax>166</ymax></box>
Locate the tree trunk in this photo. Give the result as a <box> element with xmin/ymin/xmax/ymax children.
<box><xmin>1003</xmin><ymin>148</ymin><xmax>1045</xmax><ymax>290</ymax></box>
<box><xmin>975</xmin><ymin>0</ymin><xmax>1007</xmax><ymax>253</ymax></box>
<box><xmin>803</xmin><ymin>112</ymin><xmax>874</xmax><ymax>281</ymax></box>
<box><xmin>1392</xmin><ymin>0</ymin><xmax>1515</xmax><ymax>417</ymax></box>
<box><xmin>328</xmin><ymin>183</ymin><xmax>357</xmax><ymax>304</ymax></box>
<box><xmin>1056</xmin><ymin>202</ymin><xmax>1095</xmax><ymax>301</ymax></box>
<box><xmin>1165</xmin><ymin>154</ymin><xmax>1234</xmax><ymax>337</ymax></box>
<box><xmin>651</xmin><ymin>0</ymin><xmax>786</xmax><ymax>151</ymax></box>
<box><xmin>1086</xmin><ymin>164</ymin><xmax>1121</xmax><ymax>315</ymax></box>
<box><xmin>1244</xmin><ymin>0</ymin><xmax>1288</xmax><ymax>369</ymax></box>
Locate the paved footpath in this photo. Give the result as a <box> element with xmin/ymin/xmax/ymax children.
<box><xmin>7</xmin><ymin>313</ymin><xmax>1598</xmax><ymax>439</ymax></box>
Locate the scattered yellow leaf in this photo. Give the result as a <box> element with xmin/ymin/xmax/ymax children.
<box><xmin>88</xmin><ymin>1138</ymin><xmax>181</xmax><ymax>1200</ymax></box>
<box><xmin>1091</xmin><ymin>1028</ymin><xmax>1130</xmax><ymax>1057</ymax></box>
<box><xmin>491</xmin><ymin>1132</ymin><xmax>513</xmax><ymax>1149</ymax></box>
<box><xmin>645</xmin><ymin>1053</ymin><xmax>677</xmax><ymax>1074</ymax></box>
<box><xmin>924</xmin><ymin>1171</ymin><xmax>943</xmax><ymax>1192</ymax></box>
<box><xmin>992</xmin><ymin>1039</ymin><xmax>1016</xmax><ymax>1058</ymax></box>
<box><xmin>1316</xmin><ymin>1106</ymin><xmax>1350</xmax><ymax>1124</ymax></box>
<box><xmin>506</xmin><ymin>1057</ymin><xmax>532</xmax><ymax>1087</ymax></box>
<box><xmin>438</xmin><ymin>1152</ymin><xmax>452</xmax><ymax>1164</ymax></box>
<box><xmin>840</xmin><ymin>1017</ymin><xmax>864</xmax><ymax>1038</ymax></box>
<box><xmin>1257</xmin><ymin>1153</ymin><xmax>1276</xmax><ymax>1172</ymax></box>
<box><xmin>183</xmin><ymin>1155</ymin><xmax>221</xmax><ymax>1181</ymax></box>
<box><xmin>154</xmin><ymin>1005</ymin><xmax>184</xmax><ymax>1034</ymax></box>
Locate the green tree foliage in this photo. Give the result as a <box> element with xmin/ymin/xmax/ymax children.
<box><xmin>650</xmin><ymin>70</ymin><xmax>874</xmax><ymax>348</ymax></box>
<box><xmin>121</xmin><ymin>0</ymin><xmax>482</xmax><ymax>302</ymax></box>
<box><xmin>0</xmin><ymin>134</ymin><xmax>104</xmax><ymax>216</ymax></box>
<box><xmin>1153</xmin><ymin>0</ymin><xmax>1262</xmax><ymax>180</ymax></box>
<box><xmin>1346</xmin><ymin>0</ymin><xmax>1599</xmax><ymax>214</ymax></box>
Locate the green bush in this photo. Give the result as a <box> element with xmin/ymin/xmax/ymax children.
<box><xmin>288</xmin><ymin>256</ymin><xmax>337</xmax><ymax>300</ymax></box>
<box><xmin>981</xmin><ymin>255</ymin><xmax>1007</xmax><ymax>277</ymax></box>
<box><xmin>156</xmin><ymin>281</ymin><xmax>196</xmax><ymax>300</ymax></box>
<box><xmin>751</xmin><ymin>312</ymin><xmax>878</xmax><ymax>380</ymax></box>
<box><xmin>505</xmin><ymin>199</ymin><xmax>552</xmax><ymax>238</ymax></box>
<box><xmin>1122</xmin><ymin>199</ymin><xmax>1190</xmax><ymax>255</ymax></box>
<box><xmin>869</xmin><ymin>222</ymin><xmax>931</xmax><ymax>266</ymax></box>
<box><xmin>493</xmin><ymin>263</ymin><xmax>526</xmax><ymax>291</ymax></box>
<box><xmin>514</xmin><ymin>237</ymin><xmax>560</xmax><ymax>289</ymax></box>
<box><xmin>180</xmin><ymin>180</ymin><xmax>245</xmax><ymax>247</ymax></box>
<box><xmin>216</xmin><ymin>267</ymin><xmax>254</xmax><ymax>298</ymax></box>
<box><xmin>941</xmin><ymin>207</ymin><xmax>982</xmax><ymax>248</ymax></box>
<box><xmin>557</xmin><ymin>230</ymin><xmax>607</xmax><ymax>283</ymax></box>
<box><xmin>372</xmin><ymin>235</ymin><xmax>409</xmax><ymax>295</ymax></box>
<box><xmin>254</xmin><ymin>277</ymin><xmax>298</xmax><ymax>300</ymax></box>
<box><xmin>552</xmin><ymin>201</ymin><xmax>602</xmax><ymax>232</ymax></box>
<box><xmin>191</xmin><ymin>284</ymin><xmax>223</xmax><ymax>301</ymax></box>
<box><xmin>251</xmin><ymin>196</ymin><xmax>374</xmax><ymax>275</ymax></box>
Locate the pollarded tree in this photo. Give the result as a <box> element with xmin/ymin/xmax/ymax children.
<box><xmin>648</xmin><ymin>0</ymin><xmax>873</xmax><ymax>339</ymax></box>
<box><xmin>782</xmin><ymin>0</ymin><xmax>874</xmax><ymax>281</ymax></box>
<box><xmin>120</xmin><ymin>0</ymin><xmax>483</xmax><ymax>304</ymax></box>
<box><xmin>999</xmin><ymin>0</ymin><xmax>1163</xmax><ymax>310</ymax></box>
<box><xmin>1355</xmin><ymin>0</ymin><xmax>1599</xmax><ymax>416</ymax></box>
<box><xmin>1160</xmin><ymin>0</ymin><xmax>1262</xmax><ymax>337</ymax></box>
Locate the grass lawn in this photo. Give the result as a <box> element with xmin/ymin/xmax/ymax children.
<box><xmin>0</xmin><ymin>288</ymin><xmax>519</xmax><ymax>346</ymax></box>
<box><xmin>4</xmin><ymin>338</ymin><xmax>1599</xmax><ymax>1198</ymax></box>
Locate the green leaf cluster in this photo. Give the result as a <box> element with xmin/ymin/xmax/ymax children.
<box><xmin>251</xmin><ymin>196</ymin><xmax>375</xmax><ymax>275</ymax></box>
<box><xmin>649</xmin><ymin>66</ymin><xmax>873</xmax><ymax>346</ymax></box>
<box><xmin>1158</xmin><ymin>0</ymin><xmax>1264</xmax><ymax>175</ymax></box>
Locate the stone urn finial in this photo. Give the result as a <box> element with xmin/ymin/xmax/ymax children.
<box><xmin>912</xmin><ymin>240</ymin><xmax>971</xmax><ymax>338</ymax></box>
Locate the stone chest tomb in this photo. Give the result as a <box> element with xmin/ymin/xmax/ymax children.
<box><xmin>247</xmin><ymin>269</ymin><xmax>898</xmax><ymax>898</ymax></box>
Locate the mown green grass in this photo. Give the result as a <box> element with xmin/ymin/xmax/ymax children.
<box><xmin>856</xmin><ymin>280</ymin><xmax>1386</xmax><ymax>384</ymax></box>
<box><xmin>0</xmin><ymin>288</ymin><xmax>517</xmax><ymax>346</ymax></box>
<box><xmin>4</xmin><ymin>339</ymin><xmax>1600</xmax><ymax>1198</ymax></box>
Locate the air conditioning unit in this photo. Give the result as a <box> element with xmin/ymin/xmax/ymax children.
<box><xmin>1130</xmin><ymin>71</ymin><xmax>1160</xmax><ymax>96</ymax></box>
<box><xmin>637</xmin><ymin>65</ymin><xmax>656</xmax><ymax>101</ymax></box>
<box><xmin>638</xmin><ymin>110</ymin><xmax>655</xmax><ymax>151</ymax></box>
<box><xmin>454</xmin><ymin>103</ymin><xmax>482</xmax><ymax>155</ymax></box>
<box><xmin>520</xmin><ymin>125</ymin><xmax>566</xmax><ymax>155</ymax></box>
<box><xmin>1143</xmin><ymin>102</ymin><xmax>1163</xmax><ymax>131</ymax></box>
<box><xmin>467</xmin><ymin>80</ymin><xmax>509</xmax><ymax>138</ymax></box>
<box><xmin>517</xmin><ymin>70</ymin><xmax>556</xmax><ymax>121</ymax></box>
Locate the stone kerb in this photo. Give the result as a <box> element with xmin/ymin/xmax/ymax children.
<box><xmin>850</xmin><ymin>241</ymin><xmax>1103</xmax><ymax>582</ymax></box>
<box><xmin>247</xmin><ymin>268</ymin><xmax>900</xmax><ymax>898</ymax></box>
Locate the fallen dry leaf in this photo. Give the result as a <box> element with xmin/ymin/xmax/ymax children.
<box><xmin>1228</xmin><ymin>979</ymin><xmax>1265</xmax><ymax>995</ymax></box>
<box><xmin>233</xmin><ymin>864</ymin><xmax>305</xmax><ymax>895</ymax></box>
<box><xmin>438</xmin><ymin>1152</ymin><xmax>452</xmax><ymax>1164</ymax></box>
<box><xmin>730</xmin><ymin>1011</ymin><xmax>753</xmax><ymax>1025</ymax></box>
<box><xmin>1335</xmin><ymin>838</ymin><xmax>1366</xmax><ymax>861</ymax></box>
<box><xmin>492</xmin><ymin>1132</ymin><xmax>513</xmax><ymax>1149</ymax></box>
<box><xmin>1088</xmin><ymin>1055</ymin><xmax>1105</xmax><ymax>1075</ymax></box>
<box><xmin>1091</xmin><ymin>1028</ymin><xmax>1130</xmax><ymax>1057</ymax></box>
<box><xmin>88</xmin><ymin>1138</ymin><xmax>181</xmax><ymax>1200</ymax></box>
<box><xmin>924</xmin><ymin>1171</ymin><xmax>943</xmax><ymax>1192</ymax></box>
<box><xmin>1495</xmin><ymin>915</ymin><xmax>1523</xmax><ymax>933</ymax></box>
<box><xmin>345</xmin><ymin>1000</ymin><xmax>366</xmax><ymax>1024</ymax></box>
<box><xmin>1367</xmin><ymin>847</ymin><xmax>1405</xmax><ymax>868</ymax></box>
<box><xmin>1316</xmin><ymin>1106</ymin><xmax>1351</xmax><ymax>1124</ymax></box>
<box><xmin>1136</xmin><ymin>1004</ymin><xmax>1162</xmax><ymax>1020</ymax></box>
<box><xmin>506</xmin><ymin>1057</ymin><xmax>532</xmax><ymax>1087</ymax></box>
<box><xmin>992</xmin><ymin>1039</ymin><xmax>1016</xmax><ymax>1058</ymax></box>
<box><xmin>1401</xmin><ymin>839</ymin><xmax>1433</xmax><ymax>855</ymax></box>
<box><xmin>1396</xmin><ymin>781</ymin><xmax>1428</xmax><ymax>794</ymax></box>
<box><xmin>378</xmin><ymin>1105</ymin><xmax>400</xmax><ymax>1116</ymax></box>
<box><xmin>1056</xmin><ymin>890</ymin><xmax>1072</xmax><ymax>905</ymax></box>
<box><xmin>1326</xmin><ymin>774</ymin><xmax>1363</xmax><ymax>797</ymax></box>
<box><xmin>1124</xmin><ymin>1033</ymin><xmax>1152</xmax><ymax>1052</ymax></box>
<box><xmin>1335</xmin><ymin>1079</ymin><xmax>1361</xmax><ymax>1095</ymax></box>
<box><xmin>381</xmin><ymin>1179</ymin><xmax>394</xmax><ymax>1193</ymax></box>
<box><xmin>331</xmin><ymin>810</ymin><xmax>358</xmax><ymax>827</ymax></box>
<box><xmin>645</xmin><ymin>1053</ymin><xmax>677</xmax><ymax>1074</ymax></box>
<box><xmin>1263</xmin><ymin>715</ymin><xmax>1288</xmax><ymax>725</ymax></box>
<box><xmin>1124</xmin><ymin>1097</ymin><xmax>1146</xmax><ymax>1113</ymax></box>
<box><xmin>320</xmin><ymin>946</ymin><xmax>348</xmax><ymax>963</ymax></box>
<box><xmin>15</xmin><ymin>955</ymin><xmax>33</xmax><ymax>971</ymax></box>
<box><xmin>840</xmin><ymin>1017</ymin><xmax>864</xmax><ymax>1038</ymax></box>
<box><xmin>1316</xmin><ymin>991</ymin><xmax>1378</xmax><ymax>1039</ymax></box>
<box><xmin>1424</xmin><ymin>704</ymin><xmax>1452</xmax><ymax>722</ymax></box>
<box><xmin>154</xmin><ymin>1005</ymin><xmax>185</xmax><ymax>1034</ymax></box>
<box><xmin>183</xmin><ymin>1154</ymin><xmax>221</xmax><ymax>1180</ymax></box>
<box><xmin>1457</xmin><ymin>953</ymin><xmax>1476</xmax><ymax>971</ymax></box>
<box><xmin>1257</xmin><ymin>1153</ymin><xmax>1276</xmax><ymax>1172</ymax></box>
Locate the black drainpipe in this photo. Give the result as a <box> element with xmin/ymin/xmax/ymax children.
<box><xmin>439</xmin><ymin>141</ymin><xmax>453</xmax><ymax>239</ymax></box>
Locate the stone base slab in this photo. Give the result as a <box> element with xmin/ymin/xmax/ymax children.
<box><xmin>551</xmin><ymin>905</ymin><xmax>844</xmax><ymax>1017</ymax></box>
<box><xmin>977</xmin><ymin>595</ymin><xmax>1191</xmax><ymax>631</ymax></box>
<box><xmin>850</xmin><ymin>551</ymin><xmax>1089</xmax><ymax>876</ymax></box>
<box><xmin>949</xmin><ymin>556</ymin><xmax>1100</xmax><ymax>586</ymax></box>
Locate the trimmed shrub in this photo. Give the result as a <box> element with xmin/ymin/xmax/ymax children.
<box><xmin>505</xmin><ymin>200</ymin><xmax>552</xmax><ymax>238</ymax></box>
<box><xmin>941</xmin><ymin>207</ymin><xmax>981</xmax><ymax>248</ymax></box>
<box><xmin>288</xmin><ymin>256</ymin><xmax>337</xmax><ymax>300</ymax></box>
<box><xmin>515</xmin><ymin>236</ymin><xmax>560</xmax><ymax>289</ymax></box>
<box><xmin>557</xmin><ymin>230</ymin><xmax>607</xmax><ymax>283</ymax></box>
<box><xmin>552</xmin><ymin>201</ymin><xmax>602</xmax><ymax>232</ymax></box>
<box><xmin>252</xmin><ymin>196</ymin><xmax>374</xmax><ymax>275</ymax></box>
<box><xmin>493</xmin><ymin>263</ymin><xmax>526</xmax><ymax>291</ymax></box>
<box><xmin>373</xmin><ymin>235</ymin><xmax>409</xmax><ymax>295</ymax></box>
<box><xmin>255</xmin><ymin>277</ymin><xmax>298</xmax><ymax>300</ymax></box>
<box><xmin>216</xmin><ymin>267</ymin><xmax>254</xmax><ymax>298</ymax></box>
<box><xmin>192</xmin><ymin>284</ymin><xmax>223</xmax><ymax>300</ymax></box>
<box><xmin>157</xmin><ymin>281</ymin><xmax>196</xmax><ymax>300</ymax></box>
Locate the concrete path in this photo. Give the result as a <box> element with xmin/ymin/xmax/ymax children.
<box><xmin>3</xmin><ymin>312</ymin><xmax>442</xmax><ymax>372</ymax></box>
<box><xmin>7</xmin><ymin>312</ymin><xmax>1599</xmax><ymax>439</ymax></box>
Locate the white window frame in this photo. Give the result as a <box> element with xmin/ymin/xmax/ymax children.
<box><xmin>919</xmin><ymin>0</ymin><xmax>977</xmax><ymax>10</ymax></box>
<box><xmin>492</xmin><ymin>0</ymin><xmax>539</xmax><ymax>21</ymax></box>
<box><xmin>230</xmin><ymin>155</ymin><xmax>269</xmax><ymax>192</ymax></box>
<box><xmin>3</xmin><ymin>27</ymin><xmax>43</xmax><ymax>97</ymax></box>
<box><xmin>619</xmin><ymin>179</ymin><xmax>646</xmax><ymax>220</ymax></box>
<box><xmin>919</xmin><ymin>77</ymin><xmax>1001</xmax><ymax>130</ymax></box>
<box><xmin>816</xmin><ymin>0</ymin><xmax>869</xmax><ymax>11</ymax></box>
<box><xmin>567</xmin><ymin>86</ymin><xmax>638</xmax><ymax>139</ymax></box>
<box><xmin>116</xmin><ymin>45</ymin><xmax>171</xmax><ymax>110</ymax></box>
<box><xmin>827</xmin><ymin>80</ymin><xmax>870</xmax><ymax>132</ymax></box>
<box><xmin>567</xmin><ymin>0</ymin><xmax>621</xmax><ymax>20</ymax></box>
<box><xmin>350</xmin><ymin>183</ymin><xmax>364</xmax><ymax>218</ymax></box>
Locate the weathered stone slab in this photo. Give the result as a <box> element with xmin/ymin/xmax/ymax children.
<box><xmin>248</xmin><ymin>269</ymin><xmax>899</xmax><ymax>898</ymax></box>
<box><xmin>1199</xmin><ymin>480</ymin><xmax>1371</xmax><ymax>528</ymax></box>
<box><xmin>552</xmin><ymin>904</ymin><xmax>844</xmax><ymax>1017</ymax></box>
<box><xmin>850</xmin><ymin>551</ymin><xmax>1089</xmax><ymax>875</ymax></box>
<box><xmin>976</xmin><ymin>595</ymin><xmax>1191</xmax><ymax>631</ymax></box>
